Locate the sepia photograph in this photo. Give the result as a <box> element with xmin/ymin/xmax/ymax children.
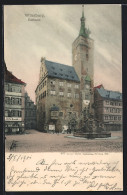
<box><xmin>4</xmin><ymin>4</ymin><xmax>123</xmax><ymax>191</ymax></box>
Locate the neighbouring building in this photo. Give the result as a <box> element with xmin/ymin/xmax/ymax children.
<box><xmin>35</xmin><ymin>6</ymin><xmax>94</xmax><ymax>132</ymax></box>
<box><xmin>25</xmin><ymin>92</ymin><xmax>36</xmax><ymax>129</ymax></box>
<box><xmin>4</xmin><ymin>63</ymin><xmax>26</xmax><ymax>134</ymax></box>
<box><xmin>94</xmin><ymin>85</ymin><xmax>122</xmax><ymax>131</ymax></box>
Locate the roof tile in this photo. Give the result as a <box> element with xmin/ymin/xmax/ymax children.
<box><xmin>45</xmin><ymin>60</ymin><xmax>80</xmax><ymax>82</ymax></box>
<box><xmin>97</xmin><ymin>88</ymin><xmax>122</xmax><ymax>100</ymax></box>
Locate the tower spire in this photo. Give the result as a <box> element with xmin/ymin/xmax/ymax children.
<box><xmin>79</xmin><ymin>5</ymin><xmax>90</xmax><ymax>38</ymax></box>
<box><xmin>82</xmin><ymin>4</ymin><xmax>84</xmax><ymax>18</ymax></box>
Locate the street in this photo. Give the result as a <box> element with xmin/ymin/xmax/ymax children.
<box><xmin>5</xmin><ymin>129</ymin><xmax>123</xmax><ymax>153</ymax></box>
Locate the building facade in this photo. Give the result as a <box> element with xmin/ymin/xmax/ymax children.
<box><xmin>25</xmin><ymin>92</ymin><xmax>36</xmax><ymax>129</ymax></box>
<box><xmin>35</xmin><ymin>6</ymin><xmax>94</xmax><ymax>132</ymax></box>
<box><xmin>94</xmin><ymin>85</ymin><xmax>122</xmax><ymax>131</ymax></box>
<box><xmin>35</xmin><ymin>59</ymin><xmax>81</xmax><ymax>132</ymax></box>
<box><xmin>4</xmin><ymin>65</ymin><xmax>26</xmax><ymax>134</ymax></box>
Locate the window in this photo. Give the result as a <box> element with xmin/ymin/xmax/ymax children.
<box><xmin>106</xmin><ymin>101</ymin><xmax>109</xmax><ymax>105</ymax></box>
<box><xmin>18</xmin><ymin>111</ymin><xmax>22</xmax><ymax>117</ymax></box>
<box><xmin>50</xmin><ymin>80</ymin><xmax>55</xmax><ymax>85</ymax></box>
<box><xmin>5</xmin><ymin>97</ymin><xmax>10</xmax><ymax>104</ymax></box>
<box><xmin>5</xmin><ymin>84</ymin><xmax>8</xmax><ymax>91</ymax></box>
<box><xmin>5</xmin><ymin>110</ymin><xmax>8</xmax><ymax>117</ymax></box>
<box><xmin>110</xmin><ymin>108</ymin><xmax>113</xmax><ymax>113</ymax></box>
<box><xmin>110</xmin><ymin>116</ymin><xmax>113</xmax><ymax>120</ymax></box>
<box><xmin>67</xmin><ymin>93</ymin><xmax>71</xmax><ymax>98</ymax></box>
<box><xmin>67</xmin><ymin>83</ymin><xmax>71</xmax><ymax>88</ymax></box>
<box><xmin>8</xmin><ymin>110</ymin><xmax>11</xmax><ymax>117</ymax></box>
<box><xmin>10</xmin><ymin>86</ymin><xmax>20</xmax><ymax>93</ymax></box>
<box><xmin>105</xmin><ymin>116</ymin><xmax>108</xmax><ymax>120</ymax></box>
<box><xmin>59</xmin><ymin>82</ymin><xmax>63</xmax><ymax>86</ymax></box>
<box><xmin>44</xmin><ymin>91</ymin><xmax>46</xmax><ymax>97</ymax></box>
<box><xmin>11</xmin><ymin>98</ymin><xmax>15</xmax><ymax>105</ymax></box>
<box><xmin>59</xmin><ymin>92</ymin><xmax>64</xmax><ymax>96</ymax></box>
<box><xmin>59</xmin><ymin>112</ymin><xmax>63</xmax><ymax>117</ymax></box>
<box><xmin>116</xmin><ymin>108</ymin><xmax>119</xmax><ymax>113</ymax></box>
<box><xmin>50</xmin><ymin>91</ymin><xmax>56</xmax><ymax>95</ymax></box>
<box><xmin>114</xmin><ymin>116</ymin><xmax>117</xmax><ymax>120</ymax></box>
<box><xmin>118</xmin><ymin>116</ymin><xmax>121</xmax><ymax>120</ymax></box>
<box><xmin>74</xmin><ymin>94</ymin><xmax>79</xmax><ymax>99</ymax></box>
<box><xmin>86</xmin><ymin>53</ymin><xmax>88</xmax><ymax>60</ymax></box>
<box><xmin>75</xmin><ymin>84</ymin><xmax>79</xmax><ymax>89</ymax></box>
<box><xmin>110</xmin><ymin>102</ymin><xmax>113</xmax><ymax>105</ymax></box>
<box><xmin>85</xmin><ymin>94</ymin><xmax>89</xmax><ymax>100</ymax></box>
<box><xmin>115</xmin><ymin>102</ymin><xmax>118</xmax><ymax>106</ymax></box>
<box><xmin>105</xmin><ymin>107</ymin><xmax>109</xmax><ymax>113</ymax></box>
<box><xmin>45</xmin><ymin>81</ymin><xmax>46</xmax><ymax>86</ymax></box>
<box><xmin>11</xmin><ymin>110</ymin><xmax>21</xmax><ymax>117</ymax></box>
<box><xmin>11</xmin><ymin>86</ymin><xmax>16</xmax><ymax>92</ymax></box>
<box><xmin>119</xmin><ymin>102</ymin><xmax>122</xmax><ymax>106</ymax></box>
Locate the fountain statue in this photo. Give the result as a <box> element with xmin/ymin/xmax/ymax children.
<box><xmin>73</xmin><ymin>104</ymin><xmax>111</xmax><ymax>139</ymax></box>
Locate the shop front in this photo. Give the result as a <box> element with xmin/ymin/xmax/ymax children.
<box><xmin>5</xmin><ymin>117</ymin><xmax>24</xmax><ymax>134</ymax></box>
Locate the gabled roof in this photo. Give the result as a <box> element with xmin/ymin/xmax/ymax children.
<box><xmin>5</xmin><ymin>69</ymin><xmax>26</xmax><ymax>85</ymax></box>
<box><xmin>96</xmin><ymin>88</ymin><xmax>122</xmax><ymax>100</ymax></box>
<box><xmin>45</xmin><ymin>60</ymin><xmax>80</xmax><ymax>82</ymax></box>
<box><xmin>94</xmin><ymin>84</ymin><xmax>104</xmax><ymax>90</ymax></box>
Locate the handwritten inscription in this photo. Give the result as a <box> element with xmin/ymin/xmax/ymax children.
<box><xmin>5</xmin><ymin>153</ymin><xmax>122</xmax><ymax>191</ymax></box>
<box><xmin>7</xmin><ymin>154</ymin><xmax>32</xmax><ymax>162</ymax></box>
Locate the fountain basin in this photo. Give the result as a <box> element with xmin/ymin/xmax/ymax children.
<box><xmin>73</xmin><ymin>131</ymin><xmax>111</xmax><ymax>139</ymax></box>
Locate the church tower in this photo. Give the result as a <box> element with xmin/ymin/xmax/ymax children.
<box><xmin>72</xmin><ymin>5</ymin><xmax>94</xmax><ymax>112</ymax></box>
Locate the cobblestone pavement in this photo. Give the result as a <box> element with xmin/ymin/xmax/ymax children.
<box><xmin>5</xmin><ymin>130</ymin><xmax>123</xmax><ymax>153</ymax></box>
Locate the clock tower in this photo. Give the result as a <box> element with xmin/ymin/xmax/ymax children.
<box><xmin>72</xmin><ymin>5</ymin><xmax>94</xmax><ymax>112</ymax></box>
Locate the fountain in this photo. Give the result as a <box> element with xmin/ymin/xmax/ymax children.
<box><xmin>73</xmin><ymin>104</ymin><xmax>111</xmax><ymax>139</ymax></box>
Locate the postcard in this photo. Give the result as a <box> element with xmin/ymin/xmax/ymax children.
<box><xmin>4</xmin><ymin>4</ymin><xmax>123</xmax><ymax>191</ymax></box>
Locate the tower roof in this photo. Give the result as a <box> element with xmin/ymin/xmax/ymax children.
<box><xmin>79</xmin><ymin>5</ymin><xmax>91</xmax><ymax>38</ymax></box>
<box><xmin>85</xmin><ymin>75</ymin><xmax>91</xmax><ymax>81</ymax></box>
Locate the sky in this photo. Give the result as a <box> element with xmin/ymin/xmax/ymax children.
<box><xmin>4</xmin><ymin>4</ymin><xmax>122</xmax><ymax>103</ymax></box>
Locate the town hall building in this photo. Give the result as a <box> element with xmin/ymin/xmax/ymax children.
<box><xmin>35</xmin><ymin>6</ymin><xmax>94</xmax><ymax>132</ymax></box>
